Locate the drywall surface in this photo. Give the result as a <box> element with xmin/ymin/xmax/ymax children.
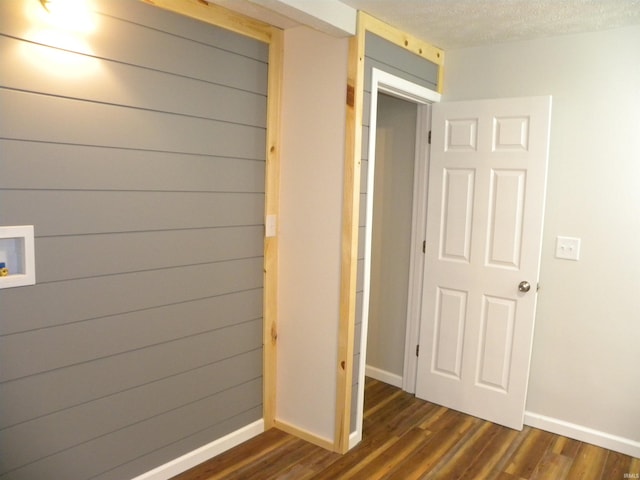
<box><xmin>444</xmin><ymin>26</ymin><xmax>640</xmax><ymax>446</ymax></box>
<box><xmin>277</xmin><ymin>26</ymin><xmax>348</xmax><ymax>443</ymax></box>
<box><xmin>367</xmin><ymin>93</ymin><xmax>417</xmax><ymax>379</ymax></box>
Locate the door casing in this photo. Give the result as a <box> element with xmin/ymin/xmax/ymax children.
<box><xmin>353</xmin><ymin>68</ymin><xmax>440</xmax><ymax>446</ymax></box>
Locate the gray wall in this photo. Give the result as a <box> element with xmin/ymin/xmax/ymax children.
<box><xmin>444</xmin><ymin>26</ymin><xmax>640</xmax><ymax>452</ymax></box>
<box><xmin>367</xmin><ymin>93</ymin><xmax>417</xmax><ymax>379</ymax></box>
<box><xmin>352</xmin><ymin>32</ymin><xmax>438</xmax><ymax>431</ymax></box>
<box><xmin>0</xmin><ymin>1</ymin><xmax>267</xmax><ymax>478</ymax></box>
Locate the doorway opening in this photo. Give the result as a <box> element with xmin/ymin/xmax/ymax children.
<box><xmin>352</xmin><ymin>68</ymin><xmax>440</xmax><ymax>446</ymax></box>
<box><xmin>366</xmin><ymin>92</ymin><xmax>417</xmax><ymax>389</ymax></box>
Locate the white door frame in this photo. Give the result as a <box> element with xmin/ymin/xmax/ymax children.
<box><xmin>402</xmin><ymin>87</ymin><xmax>434</xmax><ymax>394</ymax></box>
<box><xmin>353</xmin><ymin>68</ymin><xmax>440</xmax><ymax>445</ymax></box>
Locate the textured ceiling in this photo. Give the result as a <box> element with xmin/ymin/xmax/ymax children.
<box><xmin>339</xmin><ymin>0</ymin><xmax>640</xmax><ymax>49</ymax></box>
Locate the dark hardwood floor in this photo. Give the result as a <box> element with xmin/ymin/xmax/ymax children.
<box><xmin>173</xmin><ymin>378</ymin><xmax>639</xmax><ymax>479</ymax></box>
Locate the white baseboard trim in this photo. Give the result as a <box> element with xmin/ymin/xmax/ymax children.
<box><xmin>524</xmin><ymin>411</ymin><xmax>640</xmax><ymax>458</ymax></box>
<box><xmin>132</xmin><ymin>419</ymin><xmax>264</xmax><ymax>480</ymax></box>
<box><xmin>365</xmin><ymin>365</ymin><xmax>403</xmax><ymax>388</ymax></box>
<box><xmin>349</xmin><ymin>430</ymin><xmax>361</xmax><ymax>450</ymax></box>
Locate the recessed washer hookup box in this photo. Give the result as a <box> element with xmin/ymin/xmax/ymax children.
<box><xmin>0</xmin><ymin>225</ymin><xmax>36</xmax><ymax>289</ymax></box>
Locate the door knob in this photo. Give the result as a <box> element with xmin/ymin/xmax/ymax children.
<box><xmin>518</xmin><ymin>281</ymin><xmax>531</xmax><ymax>293</ymax></box>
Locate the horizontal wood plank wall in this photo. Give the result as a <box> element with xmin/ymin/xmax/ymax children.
<box><xmin>0</xmin><ymin>1</ymin><xmax>268</xmax><ymax>478</ymax></box>
<box><xmin>336</xmin><ymin>11</ymin><xmax>444</xmax><ymax>452</ymax></box>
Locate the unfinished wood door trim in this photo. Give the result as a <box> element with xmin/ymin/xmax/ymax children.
<box><xmin>142</xmin><ymin>0</ymin><xmax>274</xmax><ymax>43</ymax></box>
<box><xmin>263</xmin><ymin>27</ymin><xmax>283</xmax><ymax>430</ymax></box>
<box><xmin>141</xmin><ymin>0</ymin><xmax>281</xmax><ymax>431</ymax></box>
<box><xmin>334</xmin><ymin>16</ymin><xmax>366</xmax><ymax>455</ymax></box>
<box><xmin>335</xmin><ymin>11</ymin><xmax>444</xmax><ymax>453</ymax></box>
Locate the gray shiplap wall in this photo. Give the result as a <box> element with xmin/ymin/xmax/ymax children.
<box><xmin>351</xmin><ymin>32</ymin><xmax>438</xmax><ymax>432</ymax></box>
<box><xmin>0</xmin><ymin>1</ymin><xmax>267</xmax><ymax>478</ymax></box>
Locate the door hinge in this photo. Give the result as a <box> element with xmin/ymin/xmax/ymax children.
<box><xmin>422</xmin><ymin>240</ymin><xmax>426</xmax><ymax>254</ymax></box>
<box><xmin>428</xmin><ymin>130</ymin><xmax>432</xmax><ymax>144</ymax></box>
<box><xmin>416</xmin><ymin>345</ymin><xmax>420</xmax><ymax>357</ymax></box>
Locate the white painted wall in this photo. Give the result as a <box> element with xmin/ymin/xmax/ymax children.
<box><xmin>367</xmin><ymin>93</ymin><xmax>416</xmax><ymax>381</ymax></box>
<box><xmin>277</xmin><ymin>26</ymin><xmax>348</xmax><ymax>443</ymax></box>
<box><xmin>444</xmin><ymin>26</ymin><xmax>640</xmax><ymax>453</ymax></box>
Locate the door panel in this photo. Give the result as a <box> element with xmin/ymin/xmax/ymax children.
<box><xmin>477</xmin><ymin>295</ymin><xmax>516</xmax><ymax>392</ymax></box>
<box><xmin>433</xmin><ymin>287</ymin><xmax>467</xmax><ymax>378</ymax></box>
<box><xmin>416</xmin><ymin>96</ymin><xmax>551</xmax><ymax>430</ymax></box>
<box><xmin>441</xmin><ymin>169</ymin><xmax>475</xmax><ymax>262</ymax></box>
<box><xmin>487</xmin><ymin>169</ymin><xmax>526</xmax><ymax>268</ymax></box>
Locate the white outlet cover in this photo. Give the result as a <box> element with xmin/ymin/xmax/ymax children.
<box><xmin>555</xmin><ymin>236</ymin><xmax>581</xmax><ymax>261</ymax></box>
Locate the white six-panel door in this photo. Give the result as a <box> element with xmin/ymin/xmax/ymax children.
<box><xmin>415</xmin><ymin>96</ymin><xmax>552</xmax><ymax>429</ymax></box>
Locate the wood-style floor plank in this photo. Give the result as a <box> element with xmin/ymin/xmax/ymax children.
<box><xmin>601</xmin><ymin>450</ymin><xmax>632</xmax><ymax>479</ymax></box>
<box><xmin>385</xmin><ymin>411</ymin><xmax>479</xmax><ymax>480</ymax></box>
<box><xmin>425</xmin><ymin>420</ymin><xmax>503</xmax><ymax>479</ymax></box>
<box><xmin>172</xmin><ymin>378</ymin><xmax>640</xmax><ymax>480</ymax></box>
<box><xmin>462</xmin><ymin>424</ymin><xmax>523</xmax><ymax>480</ymax></box>
<box><xmin>530</xmin><ymin>450</ymin><xmax>573</xmax><ymax>480</ymax></box>
<box><xmin>341</xmin><ymin>428</ymin><xmax>430</xmax><ymax>480</ymax></box>
<box><xmin>566</xmin><ymin>443</ymin><xmax>609</xmax><ymax>480</ymax></box>
<box><xmin>504</xmin><ymin>428</ymin><xmax>555</xmax><ymax>478</ymax></box>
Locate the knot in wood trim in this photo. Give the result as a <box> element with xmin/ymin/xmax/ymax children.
<box><xmin>346</xmin><ymin>84</ymin><xmax>355</xmax><ymax>108</ymax></box>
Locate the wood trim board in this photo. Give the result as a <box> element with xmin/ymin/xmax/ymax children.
<box><xmin>334</xmin><ymin>15</ymin><xmax>366</xmax><ymax>455</ymax></box>
<box><xmin>334</xmin><ymin>10</ymin><xmax>444</xmax><ymax>453</ymax></box>
<box><xmin>263</xmin><ymin>26</ymin><xmax>283</xmax><ymax>430</ymax></box>
<box><xmin>141</xmin><ymin>0</ymin><xmax>275</xmax><ymax>43</ymax></box>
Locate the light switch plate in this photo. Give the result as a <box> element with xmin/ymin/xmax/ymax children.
<box><xmin>265</xmin><ymin>215</ymin><xmax>277</xmax><ymax>238</ymax></box>
<box><xmin>555</xmin><ymin>236</ymin><xmax>581</xmax><ymax>261</ymax></box>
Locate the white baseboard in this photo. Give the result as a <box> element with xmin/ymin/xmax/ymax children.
<box><xmin>365</xmin><ymin>365</ymin><xmax>403</xmax><ymax>388</ymax></box>
<box><xmin>132</xmin><ymin>419</ymin><xmax>264</xmax><ymax>480</ymax></box>
<box><xmin>524</xmin><ymin>411</ymin><xmax>640</xmax><ymax>458</ymax></box>
<box><xmin>349</xmin><ymin>430</ymin><xmax>361</xmax><ymax>450</ymax></box>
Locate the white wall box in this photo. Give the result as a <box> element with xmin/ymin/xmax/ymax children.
<box><xmin>0</xmin><ymin>225</ymin><xmax>36</xmax><ymax>289</ymax></box>
<box><xmin>555</xmin><ymin>236</ymin><xmax>581</xmax><ymax>261</ymax></box>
